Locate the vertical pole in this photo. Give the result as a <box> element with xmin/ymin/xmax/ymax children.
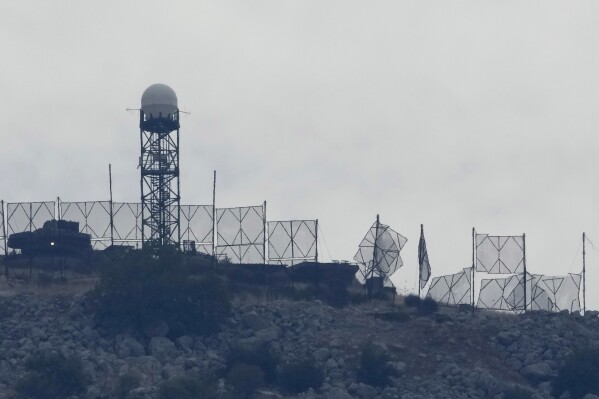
<box><xmin>176</xmin><ymin>122</ymin><xmax>181</xmax><ymax>249</ymax></box>
<box><xmin>212</xmin><ymin>170</ymin><xmax>216</xmax><ymax>265</ymax></box>
<box><xmin>2</xmin><ymin>200</ymin><xmax>7</xmax><ymax>279</ymax></box>
<box><xmin>262</xmin><ymin>201</ymin><xmax>268</xmax><ymax>301</ymax></box>
<box><xmin>263</xmin><ymin>201</ymin><xmax>267</xmax><ymax>264</ymax></box>
<box><xmin>315</xmin><ymin>219</ymin><xmax>319</xmax><ymax>263</ymax></box>
<box><xmin>583</xmin><ymin>232</ymin><xmax>586</xmax><ymax>315</ymax></box>
<box><xmin>472</xmin><ymin>228</ymin><xmax>475</xmax><ymax>311</ymax></box>
<box><xmin>369</xmin><ymin>214</ymin><xmax>381</xmax><ymax>299</ymax></box>
<box><xmin>290</xmin><ymin>220</ymin><xmax>295</xmax><ymax>262</ymax></box>
<box><xmin>109</xmin><ymin>164</ymin><xmax>114</xmax><ymax>247</ymax></box>
<box><xmin>56</xmin><ymin>197</ymin><xmax>61</xmax><ymax>279</ymax></box>
<box><xmin>418</xmin><ymin>224</ymin><xmax>423</xmax><ymax>298</ymax></box>
<box><xmin>523</xmin><ymin>233</ymin><xmax>527</xmax><ymax>313</ymax></box>
<box><xmin>29</xmin><ymin>202</ymin><xmax>33</xmax><ymax>279</ymax></box>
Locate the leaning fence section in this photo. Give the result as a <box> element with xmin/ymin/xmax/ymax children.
<box><xmin>353</xmin><ymin>219</ymin><xmax>407</xmax><ymax>288</ymax></box>
<box><xmin>476</xmin><ymin>273</ymin><xmax>582</xmax><ymax>313</ymax></box>
<box><xmin>477</xmin><ymin>274</ymin><xmax>525</xmax><ymax>311</ymax></box>
<box><xmin>425</xmin><ymin>229</ymin><xmax>583</xmax><ymax>315</ymax></box>
<box><xmin>426</xmin><ymin>267</ymin><xmax>472</xmax><ymax>306</ymax></box>
<box><xmin>533</xmin><ymin>273</ymin><xmax>581</xmax><ymax>312</ymax></box>
<box><xmin>216</xmin><ymin>205</ymin><xmax>265</xmax><ymax>264</ymax></box>
<box><xmin>268</xmin><ymin>220</ymin><xmax>317</xmax><ymax>265</ymax></box>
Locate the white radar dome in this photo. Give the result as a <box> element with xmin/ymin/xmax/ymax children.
<box><xmin>141</xmin><ymin>83</ymin><xmax>178</xmax><ymax>119</ymax></box>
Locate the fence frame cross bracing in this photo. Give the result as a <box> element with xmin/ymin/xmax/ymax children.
<box><xmin>473</xmin><ymin>231</ymin><xmax>527</xmax><ymax>312</ymax></box>
<box><xmin>215</xmin><ymin>203</ymin><xmax>266</xmax><ymax>264</ymax></box>
<box><xmin>58</xmin><ymin>199</ymin><xmax>112</xmax><ymax>250</ymax></box>
<box><xmin>179</xmin><ymin>204</ymin><xmax>214</xmax><ymax>255</ymax></box>
<box><xmin>267</xmin><ymin>219</ymin><xmax>318</xmax><ymax>265</ymax></box>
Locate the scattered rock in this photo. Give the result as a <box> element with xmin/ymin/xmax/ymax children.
<box><xmin>148</xmin><ymin>337</ymin><xmax>178</xmax><ymax>363</ymax></box>
<box><xmin>242</xmin><ymin>311</ymin><xmax>271</xmax><ymax>331</ymax></box>
<box><xmin>328</xmin><ymin>387</ymin><xmax>354</xmax><ymax>399</ymax></box>
<box><xmin>355</xmin><ymin>383</ymin><xmax>377</xmax><ymax>398</ymax></box>
<box><xmin>521</xmin><ymin>361</ymin><xmax>554</xmax><ymax>382</ymax></box>
<box><xmin>117</xmin><ymin>337</ymin><xmax>146</xmax><ymax>358</ymax></box>
<box><xmin>3</xmin><ymin>291</ymin><xmax>599</xmax><ymax>399</ymax></box>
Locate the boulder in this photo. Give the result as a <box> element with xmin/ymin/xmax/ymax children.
<box><xmin>255</xmin><ymin>326</ymin><xmax>282</xmax><ymax>344</ymax></box>
<box><xmin>127</xmin><ymin>387</ymin><xmax>158</xmax><ymax>399</ymax></box>
<box><xmin>328</xmin><ymin>388</ymin><xmax>354</xmax><ymax>399</ymax></box>
<box><xmin>355</xmin><ymin>383</ymin><xmax>377</xmax><ymax>398</ymax></box>
<box><xmin>127</xmin><ymin>356</ymin><xmax>162</xmax><ymax>378</ymax></box>
<box><xmin>388</xmin><ymin>361</ymin><xmax>407</xmax><ymax>375</ymax></box>
<box><xmin>176</xmin><ymin>335</ymin><xmax>194</xmax><ymax>351</ymax></box>
<box><xmin>117</xmin><ymin>337</ymin><xmax>146</xmax><ymax>358</ymax></box>
<box><xmin>496</xmin><ymin>330</ymin><xmax>519</xmax><ymax>346</ymax></box>
<box><xmin>148</xmin><ymin>337</ymin><xmax>178</xmax><ymax>363</ymax></box>
<box><xmin>81</xmin><ymin>326</ymin><xmax>100</xmax><ymax>342</ymax></box>
<box><xmin>313</xmin><ymin>348</ymin><xmax>330</xmax><ymax>362</ymax></box>
<box><xmin>162</xmin><ymin>363</ymin><xmax>185</xmax><ymax>380</ymax></box>
<box><xmin>521</xmin><ymin>362</ymin><xmax>554</xmax><ymax>382</ymax></box>
<box><xmin>242</xmin><ymin>311</ymin><xmax>271</xmax><ymax>331</ymax></box>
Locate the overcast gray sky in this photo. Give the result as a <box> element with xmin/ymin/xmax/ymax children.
<box><xmin>2</xmin><ymin>1</ymin><xmax>599</xmax><ymax>307</ymax></box>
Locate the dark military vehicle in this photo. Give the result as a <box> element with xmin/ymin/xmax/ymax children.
<box><xmin>7</xmin><ymin>220</ymin><xmax>92</xmax><ymax>256</ymax></box>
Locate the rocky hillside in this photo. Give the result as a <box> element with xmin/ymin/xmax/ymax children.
<box><xmin>0</xmin><ymin>286</ymin><xmax>598</xmax><ymax>399</ymax></box>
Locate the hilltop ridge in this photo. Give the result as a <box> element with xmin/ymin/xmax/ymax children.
<box><xmin>1</xmin><ymin>280</ymin><xmax>598</xmax><ymax>399</ymax></box>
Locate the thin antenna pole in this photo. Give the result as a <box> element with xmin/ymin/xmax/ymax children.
<box><xmin>315</xmin><ymin>219</ymin><xmax>319</xmax><ymax>263</ymax></box>
<box><xmin>472</xmin><ymin>228</ymin><xmax>475</xmax><ymax>311</ymax></box>
<box><xmin>290</xmin><ymin>220</ymin><xmax>295</xmax><ymax>261</ymax></box>
<box><xmin>583</xmin><ymin>232</ymin><xmax>586</xmax><ymax>315</ymax></box>
<box><xmin>418</xmin><ymin>224</ymin><xmax>423</xmax><ymax>298</ymax></box>
<box><xmin>212</xmin><ymin>170</ymin><xmax>216</xmax><ymax>265</ymax></box>
<box><xmin>523</xmin><ymin>233</ymin><xmax>527</xmax><ymax>313</ymax></box>
<box><xmin>109</xmin><ymin>164</ymin><xmax>114</xmax><ymax>247</ymax></box>
<box><xmin>263</xmin><ymin>201</ymin><xmax>267</xmax><ymax>264</ymax></box>
<box><xmin>369</xmin><ymin>214</ymin><xmax>381</xmax><ymax>299</ymax></box>
<box><xmin>56</xmin><ymin>197</ymin><xmax>61</xmax><ymax>220</ymax></box>
<box><xmin>2</xmin><ymin>200</ymin><xmax>7</xmax><ymax>278</ymax></box>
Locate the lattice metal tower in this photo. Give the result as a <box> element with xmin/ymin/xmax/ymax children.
<box><xmin>139</xmin><ymin>83</ymin><xmax>181</xmax><ymax>248</ymax></box>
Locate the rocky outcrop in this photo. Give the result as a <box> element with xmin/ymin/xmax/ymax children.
<box><xmin>1</xmin><ymin>292</ymin><xmax>598</xmax><ymax>399</ymax></box>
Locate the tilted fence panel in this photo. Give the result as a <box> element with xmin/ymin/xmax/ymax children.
<box><xmin>476</xmin><ymin>273</ymin><xmax>581</xmax><ymax>313</ymax></box>
<box><xmin>353</xmin><ymin>221</ymin><xmax>407</xmax><ymax>286</ymax></box>
<box><xmin>477</xmin><ymin>274</ymin><xmax>525</xmax><ymax>311</ymax></box>
<box><xmin>535</xmin><ymin>273</ymin><xmax>581</xmax><ymax>313</ymax></box>
<box><xmin>216</xmin><ymin>205</ymin><xmax>265</xmax><ymax>263</ymax></box>
<box><xmin>426</xmin><ymin>267</ymin><xmax>471</xmax><ymax>306</ymax></box>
